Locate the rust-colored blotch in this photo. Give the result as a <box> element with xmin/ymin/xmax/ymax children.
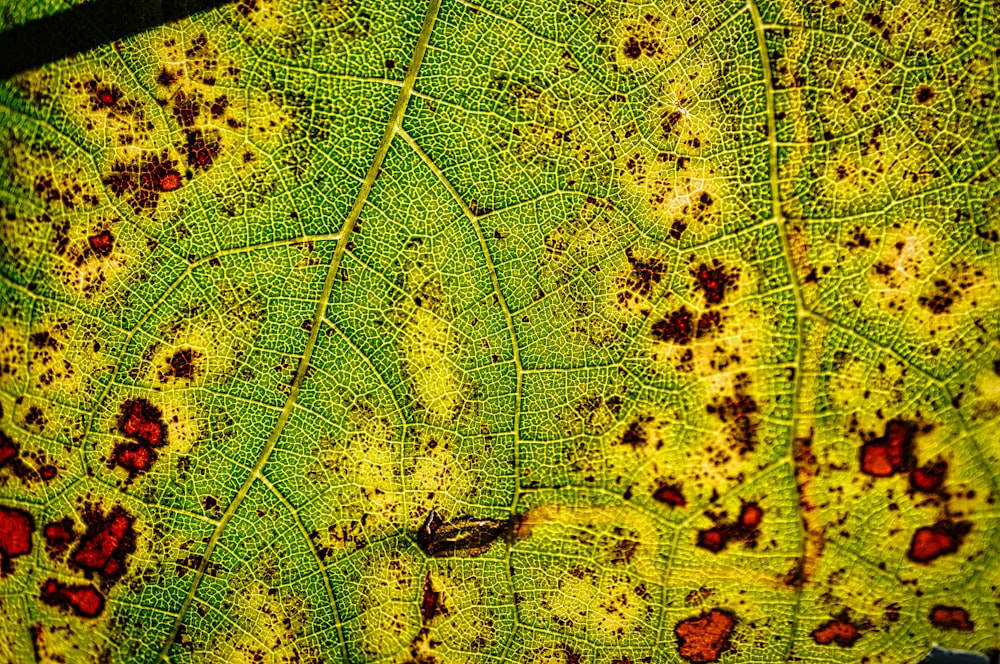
<box><xmin>40</xmin><ymin>579</ymin><xmax>104</xmax><ymax>618</ymax></box>
<box><xmin>811</xmin><ymin>618</ymin><xmax>861</xmax><ymax>647</ymax></box>
<box><xmin>674</xmin><ymin>608</ymin><xmax>736</xmax><ymax>663</ymax></box>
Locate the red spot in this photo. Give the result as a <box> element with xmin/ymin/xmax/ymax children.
<box><xmin>88</xmin><ymin>230</ymin><xmax>114</xmax><ymax>257</ymax></box>
<box><xmin>908</xmin><ymin>519</ymin><xmax>971</xmax><ymax>564</ymax></box>
<box><xmin>421</xmin><ymin>571</ymin><xmax>441</xmax><ymax>622</ymax></box>
<box><xmin>118</xmin><ymin>399</ymin><xmax>166</xmax><ymax>448</ymax></box>
<box><xmin>860</xmin><ymin>419</ymin><xmax>916</xmax><ymax>477</ymax></box>
<box><xmin>909</xmin><ymin>461</ymin><xmax>946</xmax><ymax>493</ymax></box>
<box><xmin>0</xmin><ymin>430</ymin><xmax>18</xmax><ymax>466</ymax></box>
<box><xmin>739</xmin><ymin>503</ymin><xmax>763</xmax><ymax>528</ymax></box>
<box><xmin>0</xmin><ymin>505</ymin><xmax>34</xmax><ymax>575</ymax></box>
<box><xmin>697</xmin><ymin>527</ymin><xmax>726</xmax><ymax>553</ymax></box>
<box><xmin>40</xmin><ymin>579</ymin><xmax>104</xmax><ymax>618</ymax></box>
<box><xmin>693</xmin><ymin>261</ymin><xmax>735</xmax><ymax>305</ymax></box>
<box><xmin>811</xmin><ymin>618</ymin><xmax>861</xmax><ymax>646</ymax></box>
<box><xmin>83</xmin><ymin>80</ymin><xmax>121</xmax><ymax>110</ymax></box>
<box><xmin>110</xmin><ymin>442</ymin><xmax>157</xmax><ymax>475</ymax></box>
<box><xmin>929</xmin><ymin>605</ymin><xmax>973</xmax><ymax>631</ymax></box>
<box><xmin>70</xmin><ymin>506</ymin><xmax>136</xmax><ymax>584</ymax></box>
<box><xmin>652</xmin><ymin>307</ymin><xmax>693</xmax><ymax>344</ymax></box>
<box><xmin>43</xmin><ymin>518</ymin><xmax>75</xmax><ymax>558</ymax></box>
<box><xmin>39</xmin><ymin>465</ymin><xmax>57</xmax><ymax>481</ymax></box>
<box><xmin>653</xmin><ymin>483</ymin><xmax>686</xmax><ymax>507</ymax></box>
<box><xmin>674</xmin><ymin>608</ymin><xmax>736</xmax><ymax>662</ymax></box>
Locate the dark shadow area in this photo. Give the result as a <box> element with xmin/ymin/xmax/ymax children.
<box><xmin>919</xmin><ymin>645</ymin><xmax>997</xmax><ymax>664</ymax></box>
<box><xmin>0</xmin><ymin>0</ymin><xmax>233</xmax><ymax>79</ymax></box>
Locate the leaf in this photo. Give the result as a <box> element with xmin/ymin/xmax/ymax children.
<box><xmin>0</xmin><ymin>0</ymin><xmax>997</xmax><ymax>662</ymax></box>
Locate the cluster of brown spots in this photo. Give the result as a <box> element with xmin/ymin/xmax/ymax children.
<box><xmin>0</xmin><ymin>505</ymin><xmax>34</xmax><ymax>575</ymax></box>
<box><xmin>696</xmin><ymin>502</ymin><xmax>763</xmax><ymax>553</ymax></box>
<box><xmin>619</xmin><ymin>248</ymin><xmax>665</xmax><ymax>305</ymax></box>
<box><xmin>811</xmin><ymin>615</ymin><xmax>861</xmax><ymax>647</ymax></box>
<box><xmin>83</xmin><ymin>79</ymin><xmax>122</xmax><ymax>110</ymax></box>
<box><xmin>696</xmin><ymin>311</ymin><xmax>721</xmax><ymax>337</ymax></box>
<box><xmin>674</xmin><ymin>608</ymin><xmax>736</xmax><ymax>662</ymax></box>
<box><xmin>110</xmin><ymin>398</ymin><xmax>168</xmax><ymax>476</ymax></box>
<box><xmin>104</xmin><ymin>152</ymin><xmax>182</xmax><ymax>213</ymax></box>
<box><xmin>907</xmin><ymin>519</ymin><xmax>971</xmax><ymax>564</ymax></box>
<box><xmin>160</xmin><ymin>348</ymin><xmax>201</xmax><ymax>381</ymax></box>
<box><xmin>693</xmin><ymin>260</ymin><xmax>736</xmax><ymax>305</ymax></box>
<box><xmin>652</xmin><ymin>483</ymin><xmax>686</xmax><ymax>507</ymax></box>
<box><xmin>918</xmin><ymin>279</ymin><xmax>957</xmax><ymax>314</ymax></box>
<box><xmin>420</xmin><ymin>572</ymin><xmax>442</xmax><ymax>622</ymax></box>
<box><xmin>40</xmin><ymin>579</ymin><xmax>105</xmax><ymax>618</ymax></box>
<box><xmin>70</xmin><ymin>505</ymin><xmax>136</xmax><ymax>584</ymax></box>
<box><xmin>43</xmin><ymin>518</ymin><xmax>75</xmax><ymax>559</ymax></box>
<box><xmin>860</xmin><ymin>419</ymin><xmax>916</xmax><ymax>477</ymax></box>
<box><xmin>87</xmin><ymin>230</ymin><xmax>114</xmax><ymax>257</ymax></box>
<box><xmin>929</xmin><ymin>605</ymin><xmax>973</xmax><ymax>631</ymax></box>
<box><xmin>652</xmin><ymin>307</ymin><xmax>693</xmax><ymax>344</ymax></box>
<box><xmin>706</xmin><ymin>373</ymin><xmax>759</xmax><ymax>453</ymax></box>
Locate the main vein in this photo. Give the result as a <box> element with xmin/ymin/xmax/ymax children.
<box><xmin>155</xmin><ymin>0</ymin><xmax>441</xmax><ymax>659</ymax></box>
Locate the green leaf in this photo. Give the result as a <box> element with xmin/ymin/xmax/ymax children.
<box><xmin>1</xmin><ymin>0</ymin><xmax>998</xmax><ymax>662</ymax></box>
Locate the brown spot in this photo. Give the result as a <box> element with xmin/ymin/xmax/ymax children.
<box><xmin>105</xmin><ymin>152</ymin><xmax>183</xmax><ymax>212</ymax></box>
<box><xmin>416</xmin><ymin>511</ymin><xmax>509</xmax><ymax>558</ymax></box>
<box><xmin>674</xmin><ymin>608</ymin><xmax>736</xmax><ymax>663</ymax></box>
<box><xmin>171</xmin><ymin>90</ymin><xmax>200</xmax><ymax>127</ymax></box>
<box><xmin>620</xmin><ymin>422</ymin><xmax>646</xmax><ymax>449</ymax></box>
<box><xmin>918</xmin><ymin>280</ymin><xmax>956</xmax><ymax>314</ymax></box>
<box><xmin>70</xmin><ymin>505</ymin><xmax>136</xmax><ymax>584</ymax></box>
<box><xmin>860</xmin><ymin>419</ymin><xmax>916</xmax><ymax>477</ymax></box>
<box><xmin>84</xmin><ymin>80</ymin><xmax>121</xmax><ymax>110</ymax></box>
<box><xmin>163</xmin><ymin>348</ymin><xmax>200</xmax><ymax>381</ymax></box>
<box><xmin>0</xmin><ymin>505</ymin><xmax>34</xmax><ymax>576</ymax></box>
<box><xmin>623</xmin><ymin>248</ymin><xmax>665</xmax><ymax>298</ymax></box>
<box><xmin>811</xmin><ymin>617</ymin><xmax>861</xmax><ymax>646</ymax></box>
<box><xmin>693</xmin><ymin>261</ymin><xmax>735</xmax><ymax>305</ymax></box>
<box><xmin>670</xmin><ymin>220</ymin><xmax>687</xmax><ymax>240</ymax></box>
<box><xmin>915</xmin><ymin>85</ymin><xmax>936</xmax><ymax>104</ymax></box>
<box><xmin>88</xmin><ymin>230</ymin><xmax>114</xmax><ymax>257</ymax></box>
<box><xmin>909</xmin><ymin>461</ymin><xmax>946</xmax><ymax>493</ymax></box>
<box><xmin>696</xmin><ymin>503</ymin><xmax>763</xmax><ymax>553</ymax></box>
<box><xmin>40</xmin><ymin>579</ymin><xmax>104</xmax><ymax>618</ymax></box>
<box><xmin>184</xmin><ymin>129</ymin><xmax>221</xmax><ymax>171</ymax></box>
<box><xmin>156</xmin><ymin>68</ymin><xmax>177</xmax><ymax>86</ymax></box>
<box><xmin>39</xmin><ymin>465</ymin><xmax>57</xmax><ymax>481</ymax></box>
<box><xmin>623</xmin><ymin>36</ymin><xmax>641</xmax><ymax>59</ymax></box>
<box><xmin>907</xmin><ymin>519</ymin><xmax>971</xmax><ymax>564</ymax></box>
<box><xmin>652</xmin><ymin>307</ymin><xmax>693</xmax><ymax>344</ymax></box>
<box><xmin>706</xmin><ymin>374</ymin><xmax>759</xmax><ymax>454</ymax></box>
<box><xmin>652</xmin><ymin>483</ymin><xmax>686</xmax><ymax>507</ymax></box>
<box><xmin>929</xmin><ymin>605</ymin><xmax>973</xmax><ymax>631</ymax></box>
<box><xmin>43</xmin><ymin>518</ymin><xmax>75</xmax><ymax>559</ymax></box>
<box><xmin>421</xmin><ymin>572</ymin><xmax>441</xmax><ymax>622</ymax></box>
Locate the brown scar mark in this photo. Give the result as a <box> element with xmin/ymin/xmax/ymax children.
<box><xmin>811</xmin><ymin>615</ymin><xmax>861</xmax><ymax>647</ymax></box>
<box><xmin>0</xmin><ymin>505</ymin><xmax>34</xmax><ymax>576</ymax></box>
<box><xmin>652</xmin><ymin>483</ymin><xmax>686</xmax><ymax>507</ymax></box>
<box><xmin>674</xmin><ymin>608</ymin><xmax>736</xmax><ymax>663</ymax></box>
<box><xmin>421</xmin><ymin>571</ymin><xmax>442</xmax><ymax>622</ymax></box>
<box><xmin>40</xmin><ymin>579</ymin><xmax>104</xmax><ymax>618</ymax></box>
<box><xmin>417</xmin><ymin>510</ymin><xmax>509</xmax><ymax>558</ymax></box>
<box><xmin>693</xmin><ymin>260</ymin><xmax>736</xmax><ymax>305</ymax></box>
<box><xmin>907</xmin><ymin>519</ymin><xmax>971</xmax><ymax>564</ymax></box>
<box><xmin>787</xmin><ymin>433</ymin><xmax>825</xmax><ymax>587</ymax></box>
<box><xmin>696</xmin><ymin>502</ymin><xmax>763</xmax><ymax>553</ymax></box>
<box><xmin>909</xmin><ymin>460</ymin><xmax>947</xmax><ymax>493</ymax></box>
<box><xmin>929</xmin><ymin>605</ymin><xmax>973</xmax><ymax>631</ymax></box>
<box><xmin>88</xmin><ymin>230</ymin><xmax>114</xmax><ymax>257</ymax></box>
<box><xmin>70</xmin><ymin>505</ymin><xmax>136</xmax><ymax>585</ymax></box>
<box><xmin>860</xmin><ymin>419</ymin><xmax>916</xmax><ymax>477</ymax></box>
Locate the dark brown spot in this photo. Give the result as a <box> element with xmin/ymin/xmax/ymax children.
<box><xmin>653</xmin><ymin>483</ymin><xmax>686</xmax><ymax>507</ymax></box>
<box><xmin>620</xmin><ymin>422</ymin><xmax>646</xmax><ymax>449</ymax></box>
<box><xmin>915</xmin><ymin>85</ymin><xmax>936</xmax><ymax>104</ymax></box>
<box><xmin>860</xmin><ymin>419</ymin><xmax>916</xmax><ymax>477</ymax></box>
<box><xmin>907</xmin><ymin>519</ymin><xmax>971</xmax><ymax>564</ymax></box>
<box><xmin>918</xmin><ymin>279</ymin><xmax>955</xmax><ymax>314</ymax></box>
<box><xmin>156</xmin><ymin>68</ymin><xmax>177</xmax><ymax>86</ymax></box>
<box><xmin>811</xmin><ymin>617</ymin><xmax>861</xmax><ymax>646</ymax></box>
<box><xmin>416</xmin><ymin>510</ymin><xmax>509</xmax><ymax>557</ymax></box>
<box><xmin>70</xmin><ymin>505</ymin><xmax>136</xmax><ymax>584</ymax></box>
<box><xmin>40</xmin><ymin>579</ymin><xmax>104</xmax><ymax>618</ymax></box>
<box><xmin>0</xmin><ymin>505</ymin><xmax>34</xmax><ymax>576</ymax></box>
<box><xmin>652</xmin><ymin>307</ymin><xmax>693</xmax><ymax>344</ymax></box>
<box><xmin>929</xmin><ymin>605</ymin><xmax>973</xmax><ymax>631</ymax></box>
<box><xmin>88</xmin><ymin>230</ymin><xmax>114</xmax><ymax>257</ymax></box>
<box><xmin>696</xmin><ymin>311</ymin><xmax>721</xmax><ymax>338</ymax></box>
<box><xmin>909</xmin><ymin>460</ymin><xmax>946</xmax><ymax>493</ymax></box>
<box><xmin>693</xmin><ymin>261</ymin><xmax>735</xmax><ymax>305</ymax></box>
<box><xmin>171</xmin><ymin>90</ymin><xmax>199</xmax><ymax>127</ymax></box>
<box><xmin>674</xmin><ymin>608</ymin><xmax>736</xmax><ymax>662</ymax></box>
<box><xmin>623</xmin><ymin>36</ymin><xmax>641</xmax><ymax>59</ymax></box>
<box><xmin>84</xmin><ymin>80</ymin><xmax>121</xmax><ymax>110</ymax></box>
<box><xmin>706</xmin><ymin>374</ymin><xmax>758</xmax><ymax>454</ymax></box>
<box><xmin>163</xmin><ymin>348</ymin><xmax>200</xmax><ymax>380</ymax></box>
<box><xmin>421</xmin><ymin>571</ymin><xmax>441</xmax><ymax>622</ymax></box>
<box><xmin>0</xmin><ymin>430</ymin><xmax>19</xmax><ymax>467</ymax></box>
<box><xmin>43</xmin><ymin>518</ymin><xmax>75</xmax><ymax>559</ymax></box>
<box><xmin>623</xmin><ymin>248</ymin><xmax>665</xmax><ymax>298</ymax></box>
<box><xmin>670</xmin><ymin>220</ymin><xmax>687</xmax><ymax>240</ymax></box>
<box><xmin>184</xmin><ymin>129</ymin><xmax>221</xmax><ymax>171</ymax></box>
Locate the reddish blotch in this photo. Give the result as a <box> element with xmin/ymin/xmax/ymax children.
<box><xmin>674</xmin><ymin>608</ymin><xmax>736</xmax><ymax>663</ymax></box>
